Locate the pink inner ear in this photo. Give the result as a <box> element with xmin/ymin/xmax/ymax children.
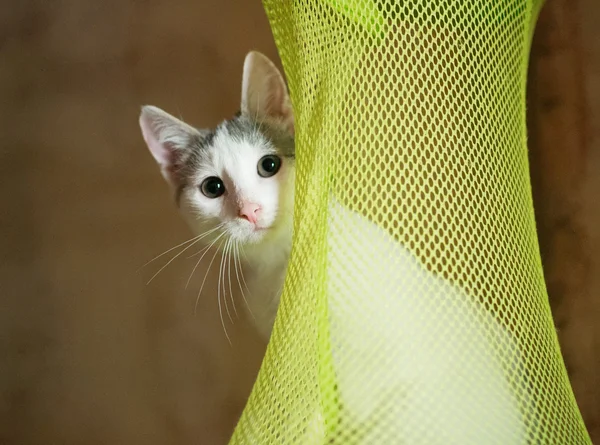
<box><xmin>266</xmin><ymin>71</ymin><xmax>295</xmax><ymax>134</ymax></box>
<box><xmin>287</xmin><ymin>119</ymin><xmax>295</xmax><ymax>135</ymax></box>
<box><xmin>269</xmin><ymin>75</ymin><xmax>288</xmax><ymax>119</ymax></box>
<box><xmin>139</xmin><ymin>114</ymin><xmax>174</xmax><ymax>168</ymax></box>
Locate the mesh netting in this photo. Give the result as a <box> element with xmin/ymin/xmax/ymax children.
<box><xmin>229</xmin><ymin>0</ymin><xmax>592</xmax><ymax>443</ymax></box>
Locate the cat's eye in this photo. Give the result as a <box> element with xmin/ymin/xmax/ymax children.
<box><xmin>200</xmin><ymin>177</ymin><xmax>225</xmax><ymax>198</ymax></box>
<box><xmin>257</xmin><ymin>155</ymin><xmax>282</xmax><ymax>178</ymax></box>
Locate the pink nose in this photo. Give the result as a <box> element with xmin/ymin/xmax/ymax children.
<box><xmin>238</xmin><ymin>202</ymin><xmax>261</xmax><ymax>224</ymax></box>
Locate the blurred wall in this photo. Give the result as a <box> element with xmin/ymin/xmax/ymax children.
<box><xmin>0</xmin><ymin>0</ymin><xmax>598</xmax><ymax>444</ymax></box>
<box><xmin>1</xmin><ymin>1</ymin><xmax>278</xmax><ymax>444</ymax></box>
<box><xmin>528</xmin><ymin>0</ymin><xmax>600</xmax><ymax>440</ymax></box>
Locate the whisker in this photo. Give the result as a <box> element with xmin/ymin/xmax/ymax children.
<box><xmin>240</xmin><ymin>244</ymin><xmax>250</xmax><ymax>263</ymax></box>
<box><xmin>238</xmin><ymin>244</ymin><xmax>252</xmax><ymax>297</ymax></box>
<box><xmin>234</xmin><ymin>241</ymin><xmax>254</xmax><ymax>320</ymax></box>
<box><xmin>186</xmin><ymin>244</ymin><xmax>210</xmax><ymax>260</ymax></box>
<box><xmin>145</xmin><ymin>234</ymin><xmax>208</xmax><ymax>285</ymax></box>
<box><xmin>197</xmin><ymin>238</ymin><xmax>231</xmax><ymax>344</ymax></box>
<box><xmin>137</xmin><ymin>233</ymin><xmax>202</xmax><ymax>273</ymax></box>
<box><xmin>185</xmin><ymin>231</ymin><xmax>226</xmax><ymax>290</ymax></box>
<box><xmin>227</xmin><ymin>238</ymin><xmax>237</xmax><ymax>318</ymax></box>
<box><xmin>142</xmin><ymin>224</ymin><xmax>224</xmax><ymax>283</ymax></box>
<box><xmin>219</xmin><ymin>238</ymin><xmax>233</xmax><ymax>324</ymax></box>
<box><xmin>194</xmin><ymin>238</ymin><xmax>223</xmax><ymax>316</ymax></box>
<box><xmin>186</xmin><ymin>224</ymin><xmax>224</xmax><ymax>259</ymax></box>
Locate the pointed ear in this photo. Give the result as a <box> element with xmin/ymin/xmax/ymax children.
<box><xmin>139</xmin><ymin>105</ymin><xmax>202</xmax><ymax>188</ymax></box>
<box><xmin>241</xmin><ymin>51</ymin><xmax>294</xmax><ymax>134</ymax></box>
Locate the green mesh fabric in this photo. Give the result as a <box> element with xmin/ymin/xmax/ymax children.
<box><xmin>229</xmin><ymin>1</ymin><xmax>592</xmax><ymax>443</ymax></box>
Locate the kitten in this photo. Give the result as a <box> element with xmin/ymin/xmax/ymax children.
<box><xmin>140</xmin><ymin>51</ymin><xmax>530</xmax><ymax>443</ymax></box>
<box><xmin>139</xmin><ymin>51</ymin><xmax>294</xmax><ymax>341</ymax></box>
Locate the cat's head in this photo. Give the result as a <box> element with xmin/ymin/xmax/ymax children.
<box><xmin>139</xmin><ymin>51</ymin><xmax>295</xmax><ymax>251</ymax></box>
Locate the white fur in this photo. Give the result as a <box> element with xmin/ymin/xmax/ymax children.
<box><xmin>325</xmin><ymin>197</ymin><xmax>527</xmax><ymax>444</ymax></box>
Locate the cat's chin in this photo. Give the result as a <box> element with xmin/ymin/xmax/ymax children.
<box><xmin>220</xmin><ymin>224</ymin><xmax>268</xmax><ymax>245</ymax></box>
<box><xmin>240</xmin><ymin>227</ymin><xmax>272</xmax><ymax>244</ymax></box>
<box><xmin>235</xmin><ymin>221</ymin><xmax>290</xmax><ymax>247</ymax></box>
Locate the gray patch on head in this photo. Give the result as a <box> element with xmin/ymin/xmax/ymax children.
<box><xmin>179</xmin><ymin>130</ymin><xmax>215</xmax><ymax>173</ymax></box>
<box><xmin>259</xmin><ymin>123</ymin><xmax>295</xmax><ymax>159</ymax></box>
<box><xmin>174</xmin><ymin>114</ymin><xmax>295</xmax><ymax>204</ymax></box>
<box><xmin>224</xmin><ymin>115</ymin><xmax>295</xmax><ymax>159</ymax></box>
<box><xmin>223</xmin><ymin>116</ymin><xmax>258</xmax><ymax>143</ymax></box>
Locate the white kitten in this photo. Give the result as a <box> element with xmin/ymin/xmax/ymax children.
<box><xmin>140</xmin><ymin>51</ymin><xmax>529</xmax><ymax>444</ymax></box>
<box><xmin>139</xmin><ymin>51</ymin><xmax>294</xmax><ymax>340</ymax></box>
<box><xmin>324</xmin><ymin>197</ymin><xmax>528</xmax><ymax>444</ymax></box>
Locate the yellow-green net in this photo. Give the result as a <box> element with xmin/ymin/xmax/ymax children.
<box><xmin>229</xmin><ymin>0</ymin><xmax>592</xmax><ymax>443</ymax></box>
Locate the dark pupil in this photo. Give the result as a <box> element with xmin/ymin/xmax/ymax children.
<box><xmin>262</xmin><ymin>158</ymin><xmax>276</xmax><ymax>172</ymax></box>
<box><xmin>206</xmin><ymin>179</ymin><xmax>222</xmax><ymax>195</ymax></box>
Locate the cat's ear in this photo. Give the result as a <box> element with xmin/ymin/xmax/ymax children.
<box><xmin>139</xmin><ymin>105</ymin><xmax>201</xmax><ymax>188</ymax></box>
<box><xmin>241</xmin><ymin>51</ymin><xmax>294</xmax><ymax>135</ymax></box>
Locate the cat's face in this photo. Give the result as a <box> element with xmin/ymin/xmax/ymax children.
<box><xmin>139</xmin><ymin>51</ymin><xmax>295</xmax><ymax>250</ymax></box>
<box><xmin>179</xmin><ymin>116</ymin><xmax>294</xmax><ymax>246</ymax></box>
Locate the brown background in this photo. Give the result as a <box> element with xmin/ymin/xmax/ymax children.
<box><xmin>528</xmin><ymin>0</ymin><xmax>600</xmax><ymax>440</ymax></box>
<box><xmin>1</xmin><ymin>0</ymin><xmax>598</xmax><ymax>444</ymax></box>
